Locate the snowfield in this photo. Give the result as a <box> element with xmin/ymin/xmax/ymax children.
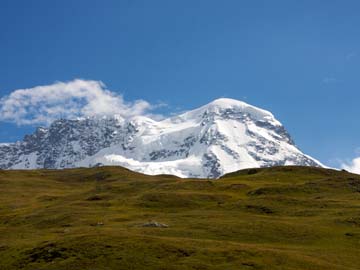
<box><xmin>0</xmin><ymin>98</ymin><xmax>323</xmax><ymax>178</ymax></box>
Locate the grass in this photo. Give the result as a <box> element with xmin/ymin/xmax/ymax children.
<box><xmin>0</xmin><ymin>166</ymin><xmax>359</xmax><ymax>269</ymax></box>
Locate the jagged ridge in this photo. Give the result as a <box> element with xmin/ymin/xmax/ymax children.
<box><xmin>0</xmin><ymin>98</ymin><xmax>322</xmax><ymax>178</ymax></box>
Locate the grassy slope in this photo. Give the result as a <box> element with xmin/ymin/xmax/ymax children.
<box><xmin>0</xmin><ymin>166</ymin><xmax>359</xmax><ymax>269</ymax></box>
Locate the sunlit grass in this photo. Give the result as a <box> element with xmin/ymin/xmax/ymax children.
<box><xmin>0</xmin><ymin>166</ymin><xmax>359</xmax><ymax>269</ymax></box>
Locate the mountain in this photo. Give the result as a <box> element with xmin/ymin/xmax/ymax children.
<box><xmin>0</xmin><ymin>98</ymin><xmax>322</xmax><ymax>178</ymax></box>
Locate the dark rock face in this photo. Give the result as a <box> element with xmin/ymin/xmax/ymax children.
<box><xmin>0</xmin><ymin>117</ymin><xmax>129</xmax><ymax>169</ymax></box>
<box><xmin>255</xmin><ymin>120</ymin><xmax>295</xmax><ymax>145</ymax></box>
<box><xmin>203</xmin><ymin>153</ymin><xmax>222</xmax><ymax>178</ymax></box>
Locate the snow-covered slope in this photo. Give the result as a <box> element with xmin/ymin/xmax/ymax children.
<box><xmin>0</xmin><ymin>98</ymin><xmax>322</xmax><ymax>178</ymax></box>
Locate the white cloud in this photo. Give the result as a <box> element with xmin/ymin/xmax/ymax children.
<box><xmin>0</xmin><ymin>79</ymin><xmax>158</xmax><ymax>125</ymax></box>
<box><xmin>341</xmin><ymin>157</ymin><xmax>360</xmax><ymax>174</ymax></box>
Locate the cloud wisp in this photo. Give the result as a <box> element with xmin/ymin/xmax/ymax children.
<box><xmin>341</xmin><ymin>157</ymin><xmax>360</xmax><ymax>174</ymax></box>
<box><xmin>0</xmin><ymin>79</ymin><xmax>157</xmax><ymax>125</ymax></box>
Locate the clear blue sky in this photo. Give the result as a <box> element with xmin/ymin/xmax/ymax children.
<box><xmin>0</xmin><ymin>0</ymin><xmax>359</xmax><ymax>168</ymax></box>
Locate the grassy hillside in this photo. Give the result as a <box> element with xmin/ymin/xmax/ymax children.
<box><xmin>0</xmin><ymin>166</ymin><xmax>359</xmax><ymax>269</ymax></box>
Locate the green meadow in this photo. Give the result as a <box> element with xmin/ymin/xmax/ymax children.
<box><xmin>0</xmin><ymin>166</ymin><xmax>359</xmax><ymax>269</ymax></box>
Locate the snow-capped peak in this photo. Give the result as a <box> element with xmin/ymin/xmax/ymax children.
<box><xmin>172</xmin><ymin>98</ymin><xmax>281</xmax><ymax>126</ymax></box>
<box><xmin>202</xmin><ymin>98</ymin><xmax>269</xmax><ymax>114</ymax></box>
<box><xmin>0</xmin><ymin>98</ymin><xmax>322</xmax><ymax>178</ymax></box>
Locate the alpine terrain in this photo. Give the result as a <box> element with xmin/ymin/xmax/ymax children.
<box><xmin>0</xmin><ymin>98</ymin><xmax>322</xmax><ymax>178</ymax></box>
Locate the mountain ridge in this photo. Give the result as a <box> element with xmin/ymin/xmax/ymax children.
<box><xmin>0</xmin><ymin>98</ymin><xmax>323</xmax><ymax>178</ymax></box>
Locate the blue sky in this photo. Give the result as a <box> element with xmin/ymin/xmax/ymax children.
<box><xmin>0</xmin><ymin>0</ymin><xmax>359</xmax><ymax>169</ymax></box>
